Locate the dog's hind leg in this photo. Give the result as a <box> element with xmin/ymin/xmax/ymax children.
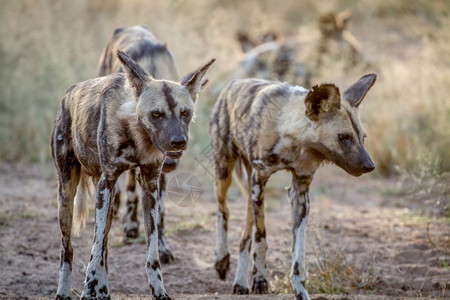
<box><xmin>213</xmin><ymin>157</ymin><xmax>236</xmax><ymax>280</ymax></box>
<box><xmin>123</xmin><ymin>169</ymin><xmax>140</xmax><ymax>239</ymax></box>
<box><xmin>52</xmin><ymin>121</ymin><xmax>81</xmax><ymax>300</ymax></box>
<box><xmin>55</xmin><ymin>163</ymin><xmax>81</xmax><ymax>300</ymax></box>
<box><xmin>250</xmin><ymin>169</ymin><xmax>269</xmax><ymax>294</ymax></box>
<box><xmin>232</xmin><ymin>159</ymin><xmax>253</xmax><ymax>294</ymax></box>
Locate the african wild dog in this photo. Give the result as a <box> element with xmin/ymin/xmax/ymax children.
<box><xmin>316</xmin><ymin>9</ymin><xmax>364</xmax><ymax>71</ymax></box>
<box><xmin>235</xmin><ymin>30</ymin><xmax>279</xmax><ymax>53</ymax></box>
<box><xmin>210</xmin><ymin>74</ymin><xmax>376</xmax><ymax>299</ymax></box>
<box><xmin>97</xmin><ymin>25</ymin><xmax>180</xmax><ymax>263</ymax></box>
<box><xmin>234</xmin><ymin>10</ymin><xmax>367</xmax><ymax>88</ymax></box>
<box><xmin>51</xmin><ymin>50</ymin><xmax>214</xmax><ymax>300</ymax></box>
<box><xmin>234</xmin><ymin>32</ymin><xmax>304</xmax><ymax>86</ymax></box>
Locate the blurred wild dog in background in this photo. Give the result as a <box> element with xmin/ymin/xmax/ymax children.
<box><xmin>234</xmin><ymin>10</ymin><xmax>369</xmax><ymax>88</ymax></box>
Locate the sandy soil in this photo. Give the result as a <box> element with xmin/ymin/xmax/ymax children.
<box><xmin>0</xmin><ymin>163</ymin><xmax>448</xmax><ymax>299</ymax></box>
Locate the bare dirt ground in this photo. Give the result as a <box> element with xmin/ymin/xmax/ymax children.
<box><xmin>0</xmin><ymin>163</ymin><xmax>448</xmax><ymax>299</ymax></box>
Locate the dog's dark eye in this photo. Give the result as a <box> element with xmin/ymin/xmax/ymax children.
<box><xmin>151</xmin><ymin>111</ymin><xmax>165</xmax><ymax>119</ymax></box>
<box><xmin>338</xmin><ymin>134</ymin><xmax>352</xmax><ymax>143</ymax></box>
<box><xmin>180</xmin><ymin>110</ymin><xmax>190</xmax><ymax>117</ymax></box>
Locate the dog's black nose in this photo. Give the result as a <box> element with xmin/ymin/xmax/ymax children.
<box><xmin>362</xmin><ymin>160</ymin><xmax>375</xmax><ymax>173</ymax></box>
<box><xmin>170</xmin><ymin>136</ymin><xmax>187</xmax><ymax>149</ymax></box>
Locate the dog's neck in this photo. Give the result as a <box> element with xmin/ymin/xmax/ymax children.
<box><xmin>276</xmin><ymin>87</ymin><xmax>317</xmax><ymax>145</ymax></box>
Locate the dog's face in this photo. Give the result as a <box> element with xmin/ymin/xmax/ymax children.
<box><xmin>137</xmin><ymin>80</ymin><xmax>194</xmax><ymax>159</ymax></box>
<box><xmin>305</xmin><ymin>74</ymin><xmax>376</xmax><ymax>176</ymax></box>
<box><xmin>117</xmin><ymin>50</ymin><xmax>214</xmax><ymax>159</ymax></box>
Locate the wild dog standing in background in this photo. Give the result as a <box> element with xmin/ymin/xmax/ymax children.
<box><xmin>51</xmin><ymin>50</ymin><xmax>214</xmax><ymax>300</ymax></box>
<box><xmin>234</xmin><ymin>31</ymin><xmax>305</xmax><ymax>86</ymax></box>
<box><xmin>98</xmin><ymin>25</ymin><xmax>179</xmax><ymax>262</ymax></box>
<box><xmin>316</xmin><ymin>9</ymin><xmax>362</xmax><ymax>71</ymax></box>
<box><xmin>210</xmin><ymin>74</ymin><xmax>376</xmax><ymax>299</ymax></box>
<box><xmin>234</xmin><ymin>10</ymin><xmax>367</xmax><ymax>88</ymax></box>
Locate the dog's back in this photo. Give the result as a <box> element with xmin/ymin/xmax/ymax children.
<box><xmin>210</xmin><ymin>78</ymin><xmax>310</xmax><ymax>168</ymax></box>
<box><xmin>98</xmin><ymin>25</ymin><xmax>179</xmax><ymax>81</ymax></box>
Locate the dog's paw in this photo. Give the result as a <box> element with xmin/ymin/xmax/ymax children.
<box><xmin>232</xmin><ymin>283</ymin><xmax>249</xmax><ymax>294</ymax></box>
<box><xmin>153</xmin><ymin>293</ymin><xmax>172</xmax><ymax>300</ymax></box>
<box><xmin>123</xmin><ymin>226</ymin><xmax>139</xmax><ymax>240</ymax></box>
<box><xmin>295</xmin><ymin>283</ymin><xmax>311</xmax><ymax>300</ymax></box>
<box><xmin>159</xmin><ymin>248</ymin><xmax>175</xmax><ymax>264</ymax></box>
<box><xmin>251</xmin><ymin>276</ymin><xmax>269</xmax><ymax>294</ymax></box>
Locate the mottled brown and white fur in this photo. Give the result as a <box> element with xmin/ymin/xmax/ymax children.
<box><xmin>51</xmin><ymin>50</ymin><xmax>214</xmax><ymax>300</ymax></box>
<box><xmin>97</xmin><ymin>25</ymin><xmax>180</xmax><ymax>263</ymax></box>
<box><xmin>210</xmin><ymin>74</ymin><xmax>376</xmax><ymax>299</ymax></box>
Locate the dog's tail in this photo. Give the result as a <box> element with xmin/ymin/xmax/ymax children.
<box><xmin>234</xmin><ymin>157</ymin><xmax>250</xmax><ymax>200</ymax></box>
<box><xmin>73</xmin><ymin>171</ymin><xmax>96</xmax><ymax>235</ymax></box>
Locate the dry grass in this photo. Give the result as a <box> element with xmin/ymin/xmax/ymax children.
<box><xmin>308</xmin><ymin>240</ymin><xmax>380</xmax><ymax>294</ymax></box>
<box><xmin>397</xmin><ymin>156</ymin><xmax>450</xmax><ymax>218</ymax></box>
<box><xmin>0</xmin><ymin>0</ymin><xmax>449</xmax><ymax>186</ymax></box>
<box><xmin>270</xmin><ymin>234</ymin><xmax>380</xmax><ymax>296</ymax></box>
<box><xmin>362</xmin><ymin>18</ymin><xmax>450</xmax><ymax>176</ymax></box>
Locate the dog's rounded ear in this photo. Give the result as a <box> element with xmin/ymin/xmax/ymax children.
<box><xmin>117</xmin><ymin>50</ymin><xmax>152</xmax><ymax>97</ymax></box>
<box><xmin>344</xmin><ymin>73</ymin><xmax>376</xmax><ymax>107</ymax></box>
<box><xmin>304</xmin><ymin>83</ymin><xmax>340</xmax><ymax>122</ymax></box>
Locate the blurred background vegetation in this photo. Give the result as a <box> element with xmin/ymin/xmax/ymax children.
<box><xmin>0</xmin><ymin>0</ymin><xmax>449</xmax><ymax>182</ymax></box>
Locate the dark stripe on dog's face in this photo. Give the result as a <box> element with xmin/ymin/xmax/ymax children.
<box><xmin>344</xmin><ymin>109</ymin><xmax>361</xmax><ymax>141</ymax></box>
<box><xmin>162</xmin><ymin>81</ymin><xmax>176</xmax><ymax>111</ymax></box>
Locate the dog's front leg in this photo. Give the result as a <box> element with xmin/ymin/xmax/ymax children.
<box><xmin>289</xmin><ymin>174</ymin><xmax>312</xmax><ymax>300</ymax></box>
<box><xmin>138</xmin><ymin>165</ymin><xmax>171</xmax><ymax>300</ymax></box>
<box><xmin>250</xmin><ymin>170</ymin><xmax>269</xmax><ymax>294</ymax></box>
<box><xmin>81</xmin><ymin>174</ymin><xmax>116</xmax><ymax>300</ymax></box>
<box><xmin>157</xmin><ymin>173</ymin><xmax>174</xmax><ymax>263</ymax></box>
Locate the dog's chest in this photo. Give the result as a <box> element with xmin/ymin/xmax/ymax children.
<box><xmin>252</xmin><ymin>139</ymin><xmax>320</xmax><ymax>176</ymax></box>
